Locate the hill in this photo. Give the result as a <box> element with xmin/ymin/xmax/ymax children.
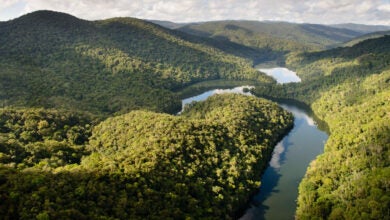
<box><xmin>342</xmin><ymin>31</ymin><xmax>390</xmax><ymax>47</ymax></box>
<box><xmin>253</xmin><ymin>36</ymin><xmax>390</xmax><ymax>219</ymax></box>
<box><xmin>148</xmin><ymin>19</ymin><xmax>188</xmax><ymax>29</ymax></box>
<box><xmin>178</xmin><ymin>21</ymin><xmax>362</xmax><ymax>47</ymax></box>
<box><xmin>0</xmin><ymin>10</ymin><xmax>270</xmax><ymax>115</ymax></box>
<box><xmin>330</xmin><ymin>23</ymin><xmax>390</xmax><ymax>34</ymax></box>
<box><xmin>0</xmin><ymin>94</ymin><xmax>293</xmax><ymax>219</ymax></box>
<box><xmin>176</xmin><ymin>20</ymin><xmax>364</xmax><ymax>65</ymax></box>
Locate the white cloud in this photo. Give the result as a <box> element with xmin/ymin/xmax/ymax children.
<box><xmin>0</xmin><ymin>0</ymin><xmax>389</xmax><ymax>25</ymax></box>
<box><xmin>269</xmin><ymin>141</ymin><xmax>285</xmax><ymax>169</ymax></box>
<box><xmin>0</xmin><ymin>0</ymin><xmax>21</xmax><ymax>10</ymax></box>
<box><xmin>0</xmin><ymin>0</ymin><xmax>26</xmax><ymax>21</ymax></box>
<box><xmin>378</xmin><ymin>3</ymin><xmax>390</xmax><ymax>12</ymax></box>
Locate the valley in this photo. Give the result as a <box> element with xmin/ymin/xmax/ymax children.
<box><xmin>0</xmin><ymin>9</ymin><xmax>389</xmax><ymax>220</ymax></box>
<box><xmin>179</xmin><ymin>86</ymin><xmax>329</xmax><ymax>220</ymax></box>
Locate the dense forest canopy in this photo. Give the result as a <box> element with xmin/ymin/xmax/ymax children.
<box><xmin>0</xmin><ymin>9</ymin><xmax>389</xmax><ymax>220</ymax></box>
<box><xmin>176</xmin><ymin>20</ymin><xmax>368</xmax><ymax>65</ymax></box>
<box><xmin>0</xmin><ymin>94</ymin><xmax>293</xmax><ymax>219</ymax></box>
<box><xmin>254</xmin><ymin>35</ymin><xmax>390</xmax><ymax>103</ymax></box>
<box><xmin>0</xmin><ymin>10</ymin><xmax>272</xmax><ymax>115</ymax></box>
<box><xmin>253</xmin><ymin>35</ymin><xmax>390</xmax><ymax>219</ymax></box>
<box><xmin>341</xmin><ymin>31</ymin><xmax>390</xmax><ymax>47</ymax></box>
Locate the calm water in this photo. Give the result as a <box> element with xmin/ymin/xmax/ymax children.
<box><xmin>240</xmin><ymin>103</ymin><xmax>328</xmax><ymax>220</ymax></box>
<box><xmin>259</xmin><ymin>68</ymin><xmax>301</xmax><ymax>84</ymax></box>
<box><xmin>180</xmin><ymin>72</ymin><xmax>328</xmax><ymax>219</ymax></box>
<box><xmin>180</xmin><ymin>86</ymin><xmax>253</xmax><ymax>113</ymax></box>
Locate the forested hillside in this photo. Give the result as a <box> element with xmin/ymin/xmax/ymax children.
<box><xmin>177</xmin><ymin>21</ymin><xmax>364</xmax><ymax>64</ymax></box>
<box><xmin>0</xmin><ymin>10</ymin><xmax>271</xmax><ymax>115</ymax></box>
<box><xmin>2</xmin><ymin>9</ymin><xmax>388</xmax><ymax>220</ymax></box>
<box><xmin>0</xmin><ymin>94</ymin><xmax>293</xmax><ymax>219</ymax></box>
<box><xmin>342</xmin><ymin>31</ymin><xmax>390</xmax><ymax>47</ymax></box>
<box><xmin>330</xmin><ymin>23</ymin><xmax>390</xmax><ymax>34</ymax></box>
<box><xmin>253</xmin><ymin>36</ymin><xmax>390</xmax><ymax>219</ymax></box>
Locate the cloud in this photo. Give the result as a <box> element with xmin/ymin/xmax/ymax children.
<box><xmin>0</xmin><ymin>0</ymin><xmax>26</xmax><ymax>21</ymax></box>
<box><xmin>378</xmin><ymin>3</ymin><xmax>390</xmax><ymax>12</ymax></box>
<box><xmin>1</xmin><ymin>0</ymin><xmax>389</xmax><ymax>25</ymax></box>
<box><xmin>0</xmin><ymin>0</ymin><xmax>21</xmax><ymax>10</ymax></box>
<box><xmin>22</xmin><ymin>0</ymin><xmax>144</xmax><ymax>20</ymax></box>
<box><xmin>269</xmin><ymin>141</ymin><xmax>285</xmax><ymax>169</ymax></box>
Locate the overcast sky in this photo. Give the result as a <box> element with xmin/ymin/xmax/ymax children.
<box><xmin>1</xmin><ymin>0</ymin><xmax>389</xmax><ymax>25</ymax></box>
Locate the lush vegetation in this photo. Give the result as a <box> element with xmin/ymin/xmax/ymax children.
<box><xmin>0</xmin><ymin>108</ymin><xmax>96</xmax><ymax>169</ymax></box>
<box><xmin>342</xmin><ymin>31</ymin><xmax>390</xmax><ymax>47</ymax></box>
<box><xmin>254</xmin><ymin>35</ymin><xmax>390</xmax><ymax>104</ymax></box>
<box><xmin>0</xmin><ymin>11</ymin><xmax>295</xmax><ymax>219</ymax></box>
<box><xmin>0</xmin><ymin>10</ymin><xmax>272</xmax><ymax>115</ymax></box>
<box><xmin>2</xmin><ymin>9</ymin><xmax>388</xmax><ymax>220</ymax></box>
<box><xmin>296</xmin><ymin>70</ymin><xmax>390</xmax><ymax>220</ymax></box>
<box><xmin>177</xmin><ymin>21</ymin><xmax>365</xmax><ymax>64</ymax></box>
<box><xmin>253</xmin><ymin>36</ymin><xmax>390</xmax><ymax>219</ymax></box>
<box><xmin>0</xmin><ymin>94</ymin><xmax>293</xmax><ymax>219</ymax></box>
<box><xmin>330</xmin><ymin>23</ymin><xmax>390</xmax><ymax>34</ymax></box>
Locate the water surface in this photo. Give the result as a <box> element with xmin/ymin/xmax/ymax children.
<box><xmin>180</xmin><ymin>83</ymin><xmax>328</xmax><ymax>220</ymax></box>
<box><xmin>259</xmin><ymin>68</ymin><xmax>301</xmax><ymax>84</ymax></box>
<box><xmin>240</xmin><ymin>103</ymin><xmax>328</xmax><ymax>220</ymax></box>
<box><xmin>180</xmin><ymin>86</ymin><xmax>253</xmax><ymax>113</ymax></box>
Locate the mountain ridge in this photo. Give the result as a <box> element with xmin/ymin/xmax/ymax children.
<box><xmin>330</xmin><ymin>23</ymin><xmax>390</xmax><ymax>33</ymax></box>
<box><xmin>341</xmin><ymin>30</ymin><xmax>390</xmax><ymax>47</ymax></box>
<box><xmin>252</xmin><ymin>35</ymin><xmax>390</xmax><ymax>219</ymax></box>
<box><xmin>176</xmin><ymin>20</ymin><xmax>364</xmax><ymax>48</ymax></box>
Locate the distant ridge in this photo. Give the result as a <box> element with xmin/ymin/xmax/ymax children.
<box><xmin>330</xmin><ymin>23</ymin><xmax>390</xmax><ymax>34</ymax></box>
<box><xmin>153</xmin><ymin>20</ymin><xmax>389</xmax><ymax>50</ymax></box>
<box><xmin>176</xmin><ymin>20</ymin><xmax>364</xmax><ymax>53</ymax></box>
<box><xmin>342</xmin><ymin>30</ymin><xmax>390</xmax><ymax>47</ymax></box>
<box><xmin>148</xmin><ymin>20</ymin><xmax>188</xmax><ymax>29</ymax></box>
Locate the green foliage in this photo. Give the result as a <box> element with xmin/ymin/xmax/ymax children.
<box><xmin>177</xmin><ymin>21</ymin><xmax>363</xmax><ymax>64</ymax></box>
<box><xmin>342</xmin><ymin>32</ymin><xmax>390</xmax><ymax>47</ymax></box>
<box><xmin>253</xmin><ymin>36</ymin><xmax>390</xmax><ymax>219</ymax></box>
<box><xmin>3</xmin><ymin>9</ymin><xmax>387</xmax><ymax>220</ymax></box>
<box><xmin>0</xmin><ymin>94</ymin><xmax>293</xmax><ymax>219</ymax></box>
<box><xmin>176</xmin><ymin>79</ymin><xmax>273</xmax><ymax>99</ymax></box>
<box><xmin>0</xmin><ymin>108</ymin><xmax>95</xmax><ymax>169</ymax></box>
<box><xmin>254</xmin><ymin>35</ymin><xmax>390</xmax><ymax>104</ymax></box>
<box><xmin>0</xmin><ymin>10</ymin><xmax>267</xmax><ymax>115</ymax></box>
<box><xmin>296</xmin><ymin>70</ymin><xmax>390</xmax><ymax>219</ymax></box>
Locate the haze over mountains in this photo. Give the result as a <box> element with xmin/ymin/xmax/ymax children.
<box><xmin>152</xmin><ymin>19</ymin><xmax>390</xmax><ymax>65</ymax></box>
<box><xmin>330</xmin><ymin>23</ymin><xmax>390</xmax><ymax>34</ymax></box>
<box><xmin>153</xmin><ymin>19</ymin><xmax>390</xmax><ymax>46</ymax></box>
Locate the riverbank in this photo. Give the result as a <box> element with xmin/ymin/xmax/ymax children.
<box><xmin>177</xmin><ymin>86</ymin><xmax>328</xmax><ymax>219</ymax></box>
<box><xmin>176</xmin><ymin>79</ymin><xmax>265</xmax><ymax>99</ymax></box>
<box><xmin>240</xmin><ymin>101</ymin><xmax>328</xmax><ymax>220</ymax></box>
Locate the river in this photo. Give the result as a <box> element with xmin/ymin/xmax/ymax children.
<box><xmin>259</xmin><ymin>67</ymin><xmax>301</xmax><ymax>84</ymax></box>
<box><xmin>240</xmin><ymin>103</ymin><xmax>328</xmax><ymax>220</ymax></box>
<box><xmin>181</xmin><ymin>68</ymin><xmax>328</xmax><ymax>220</ymax></box>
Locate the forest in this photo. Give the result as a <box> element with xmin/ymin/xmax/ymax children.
<box><xmin>253</xmin><ymin>36</ymin><xmax>390</xmax><ymax>219</ymax></box>
<box><xmin>0</xmin><ymin>94</ymin><xmax>293</xmax><ymax>219</ymax></box>
<box><xmin>176</xmin><ymin>20</ymin><xmax>366</xmax><ymax>65</ymax></box>
<box><xmin>0</xmin><ymin>9</ymin><xmax>389</xmax><ymax>220</ymax></box>
<box><xmin>0</xmin><ymin>10</ymin><xmax>272</xmax><ymax>116</ymax></box>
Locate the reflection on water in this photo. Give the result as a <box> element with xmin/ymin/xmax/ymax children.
<box><xmin>179</xmin><ymin>86</ymin><xmax>253</xmax><ymax>113</ymax></box>
<box><xmin>280</xmin><ymin>104</ymin><xmax>316</xmax><ymax>127</ymax></box>
<box><xmin>269</xmin><ymin>142</ymin><xmax>284</xmax><ymax>169</ymax></box>
<box><xmin>240</xmin><ymin>103</ymin><xmax>328</xmax><ymax>220</ymax></box>
<box><xmin>259</xmin><ymin>68</ymin><xmax>301</xmax><ymax>84</ymax></box>
<box><xmin>179</xmin><ymin>85</ymin><xmax>328</xmax><ymax>220</ymax></box>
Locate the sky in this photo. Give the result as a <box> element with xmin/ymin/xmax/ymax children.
<box><xmin>0</xmin><ymin>0</ymin><xmax>389</xmax><ymax>25</ymax></box>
